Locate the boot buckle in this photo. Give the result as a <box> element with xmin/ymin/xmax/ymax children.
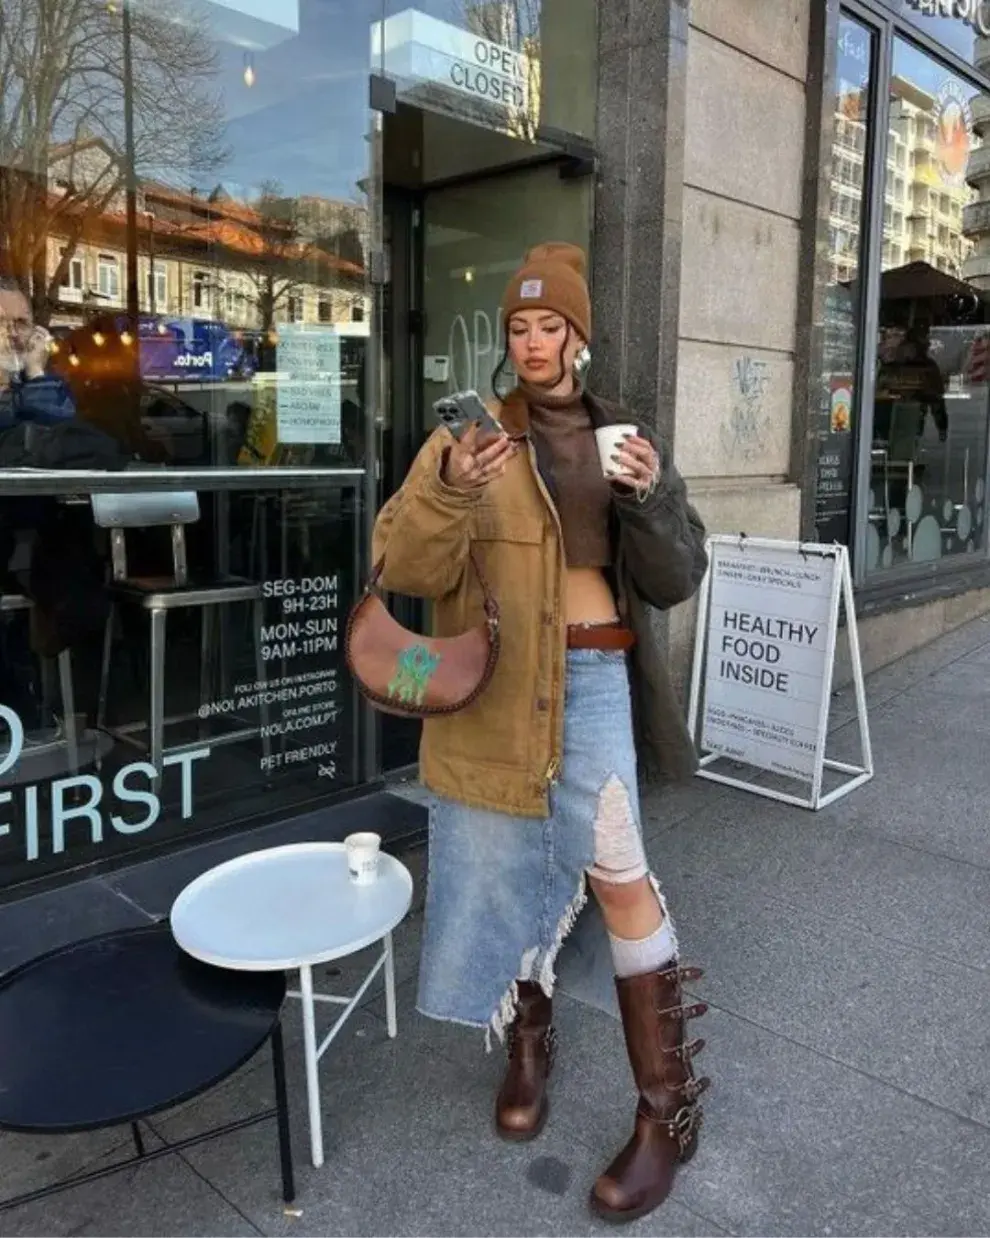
<box><xmin>506</xmin><ymin>1023</ymin><xmax>557</xmax><ymax>1066</ymax></box>
<box><xmin>680</xmin><ymin>1076</ymin><xmax>711</xmax><ymax>1102</ymax></box>
<box><xmin>671</xmin><ymin>1104</ymin><xmax>703</xmax><ymax>1153</ymax></box>
<box><xmin>660</xmin><ymin>1035</ymin><xmax>706</xmax><ymax>1064</ymax></box>
<box><xmin>658</xmin><ymin>1001</ymin><xmax>708</xmax><ymax>1023</ymax></box>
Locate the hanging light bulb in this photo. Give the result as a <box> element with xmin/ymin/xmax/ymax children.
<box><xmin>156</xmin><ymin>321</ymin><xmax>168</xmax><ymax>335</ymax></box>
<box><xmin>243</xmin><ymin>53</ymin><xmax>256</xmax><ymax>88</ymax></box>
<box><xmin>69</xmin><ymin>352</ymin><xmax>80</xmax><ymax>367</ymax></box>
<box><xmin>92</xmin><ymin>330</ymin><xmax>105</xmax><ymax>347</ymax></box>
<box><xmin>120</xmin><ymin>330</ymin><xmax>134</xmax><ymax>347</ymax></box>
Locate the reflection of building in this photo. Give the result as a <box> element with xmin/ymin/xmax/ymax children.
<box><xmin>829</xmin><ymin>77</ymin><xmax>975</xmax><ymax>284</ymax></box>
<box><xmin>829</xmin><ymin>91</ymin><xmax>868</xmax><ymax>283</ymax></box>
<box><xmin>962</xmin><ymin>38</ymin><xmax>990</xmax><ymax>287</ymax></box>
<box><xmin>889</xmin><ymin>77</ymin><xmax>973</xmax><ymax>277</ymax></box>
<box><xmin>43</xmin><ymin>138</ymin><xmax>370</xmax><ymax>333</ymax></box>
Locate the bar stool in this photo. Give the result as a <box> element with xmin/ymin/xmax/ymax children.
<box><xmin>0</xmin><ymin>594</ymin><xmax>80</xmax><ymax>776</ymax></box>
<box><xmin>93</xmin><ymin>492</ymin><xmax>271</xmax><ymax>777</ymax></box>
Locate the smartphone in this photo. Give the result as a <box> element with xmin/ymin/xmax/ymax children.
<box><xmin>433</xmin><ymin>390</ymin><xmax>504</xmax><ymax>441</ymax></box>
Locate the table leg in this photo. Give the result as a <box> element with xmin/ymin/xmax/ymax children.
<box><xmin>384</xmin><ymin>931</ymin><xmax>398</xmax><ymax>1039</ymax></box>
<box><xmin>270</xmin><ymin>1021</ymin><xmax>295</xmax><ymax>1203</ymax></box>
<box><xmin>299</xmin><ymin>963</ymin><xmax>325</xmax><ymax>1168</ymax></box>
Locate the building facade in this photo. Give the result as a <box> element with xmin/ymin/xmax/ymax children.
<box><xmin>648</xmin><ymin>0</ymin><xmax>990</xmax><ymax>684</ymax></box>
<box><xmin>0</xmin><ymin>0</ymin><xmax>988</xmax><ymax>898</ymax></box>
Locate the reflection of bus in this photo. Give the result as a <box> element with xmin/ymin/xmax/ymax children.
<box><xmin>136</xmin><ymin>316</ymin><xmax>258</xmax><ymax>382</ymax></box>
<box><xmin>53</xmin><ymin>314</ymin><xmax>257</xmax><ymax>383</ymax></box>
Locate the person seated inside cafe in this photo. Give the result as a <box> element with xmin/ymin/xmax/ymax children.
<box><xmin>0</xmin><ymin>277</ymin><xmax>77</xmax><ymax>427</ymax></box>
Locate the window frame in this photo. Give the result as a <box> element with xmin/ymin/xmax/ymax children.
<box><xmin>60</xmin><ymin>250</ymin><xmax>84</xmax><ymax>291</ymax></box>
<box><xmin>146</xmin><ymin>264</ymin><xmax>167</xmax><ymax>309</ymax></box>
<box><xmin>192</xmin><ymin>271</ymin><xmax>208</xmax><ymax>311</ymax></box>
<box><xmin>97</xmin><ymin>253</ymin><xmax>121</xmax><ymax>301</ymax></box>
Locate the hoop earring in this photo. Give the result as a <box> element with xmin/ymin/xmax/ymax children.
<box><xmin>573</xmin><ymin>345</ymin><xmax>591</xmax><ymax>391</ymax></box>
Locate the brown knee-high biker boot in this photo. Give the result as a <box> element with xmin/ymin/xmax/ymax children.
<box><xmin>591</xmin><ymin>963</ymin><xmax>709</xmax><ymax>1223</ymax></box>
<box><xmin>495</xmin><ymin>980</ymin><xmax>556</xmax><ymax>1141</ymax></box>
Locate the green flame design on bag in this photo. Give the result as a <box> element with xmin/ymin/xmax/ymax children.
<box><xmin>388</xmin><ymin>644</ymin><xmax>441</xmax><ymax>706</ymax></box>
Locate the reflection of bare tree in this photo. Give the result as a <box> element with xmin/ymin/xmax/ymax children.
<box><xmin>237</xmin><ymin>181</ymin><xmax>305</xmax><ymax>334</ymax></box>
<box><xmin>229</xmin><ymin>182</ymin><xmax>364</xmax><ymax>334</ymax></box>
<box><xmin>0</xmin><ymin>0</ymin><xmax>225</xmax><ymax>324</ymax></box>
<box><xmin>460</xmin><ymin>0</ymin><xmax>541</xmax><ymax>141</ymax></box>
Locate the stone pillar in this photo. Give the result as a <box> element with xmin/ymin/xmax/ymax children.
<box><xmin>591</xmin><ymin>0</ymin><xmax>690</xmax><ymax>440</ymax></box>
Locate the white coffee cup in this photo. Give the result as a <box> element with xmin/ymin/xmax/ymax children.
<box><xmin>595</xmin><ymin>423</ymin><xmax>638</xmax><ymax>480</ymax></box>
<box><xmin>345</xmin><ymin>832</ymin><xmax>381</xmax><ymax>884</ymax></box>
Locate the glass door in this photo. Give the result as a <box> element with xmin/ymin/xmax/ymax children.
<box><xmin>421</xmin><ymin>161</ymin><xmax>593</xmax><ymax>415</ymax></box>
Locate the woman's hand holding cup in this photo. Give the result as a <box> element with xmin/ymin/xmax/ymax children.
<box><xmin>443</xmin><ymin>422</ymin><xmax>517</xmax><ymax>491</ymax></box>
<box><xmin>595</xmin><ymin>424</ymin><xmax>660</xmax><ymax>496</ymax></box>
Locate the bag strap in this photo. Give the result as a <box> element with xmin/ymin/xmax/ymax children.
<box><xmin>365</xmin><ymin>546</ymin><xmax>499</xmax><ymax>626</ymax></box>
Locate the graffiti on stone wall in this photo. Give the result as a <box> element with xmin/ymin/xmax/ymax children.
<box><xmin>722</xmin><ymin>354</ymin><xmax>772</xmax><ymax>463</ymax></box>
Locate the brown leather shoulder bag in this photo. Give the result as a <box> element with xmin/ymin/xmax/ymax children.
<box><xmin>344</xmin><ymin>550</ymin><xmax>500</xmax><ymax>719</ymax></box>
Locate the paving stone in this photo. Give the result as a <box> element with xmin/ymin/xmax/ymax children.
<box><xmin>0</xmin><ymin>880</ymin><xmax>150</xmax><ymax>976</ymax></box>
<box><xmin>0</xmin><ymin>1128</ymin><xmax>254</xmax><ymax>1237</ymax></box>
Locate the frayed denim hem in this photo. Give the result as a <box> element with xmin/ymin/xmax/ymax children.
<box><xmin>414</xmin><ymin>1004</ymin><xmax>489</xmax><ymax>1035</ymax></box>
<box><xmin>485</xmin><ymin>873</ymin><xmax>589</xmax><ymax>1053</ymax></box>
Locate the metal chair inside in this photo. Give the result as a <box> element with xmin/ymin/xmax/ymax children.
<box><xmin>92</xmin><ymin>492</ymin><xmax>271</xmax><ymax>777</ymax></box>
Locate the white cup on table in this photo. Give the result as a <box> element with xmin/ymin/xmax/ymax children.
<box><xmin>345</xmin><ymin>832</ymin><xmax>381</xmax><ymax>884</ymax></box>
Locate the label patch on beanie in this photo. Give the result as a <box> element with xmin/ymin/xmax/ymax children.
<box><xmin>520</xmin><ymin>279</ymin><xmax>543</xmax><ymax>298</ymax></box>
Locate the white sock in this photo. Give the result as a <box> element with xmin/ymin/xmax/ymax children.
<box><xmin>608</xmin><ymin>918</ymin><xmax>678</xmax><ymax>978</ymax></box>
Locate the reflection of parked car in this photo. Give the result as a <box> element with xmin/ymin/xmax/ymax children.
<box><xmin>140</xmin><ymin>386</ymin><xmax>208</xmax><ymax>465</ymax></box>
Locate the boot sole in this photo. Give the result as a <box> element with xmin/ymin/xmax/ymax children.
<box><xmin>588</xmin><ymin>1134</ymin><xmax>699</xmax><ymax>1224</ymax></box>
<box><xmin>589</xmin><ymin>1192</ymin><xmax>660</xmax><ymax>1226</ymax></box>
<box><xmin>495</xmin><ymin>1099</ymin><xmax>548</xmax><ymax>1143</ymax></box>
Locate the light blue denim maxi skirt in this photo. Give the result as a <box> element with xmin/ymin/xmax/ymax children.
<box><xmin>417</xmin><ymin>649</ymin><xmax>675</xmax><ymax>1047</ymax></box>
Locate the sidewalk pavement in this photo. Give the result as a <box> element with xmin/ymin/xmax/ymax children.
<box><xmin>3</xmin><ymin>615</ymin><xmax>990</xmax><ymax>1238</ymax></box>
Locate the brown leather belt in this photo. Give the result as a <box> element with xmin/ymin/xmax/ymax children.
<box><xmin>566</xmin><ymin>622</ymin><xmax>636</xmax><ymax>652</ymax></box>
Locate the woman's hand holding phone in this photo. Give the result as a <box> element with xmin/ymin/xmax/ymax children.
<box><xmin>443</xmin><ymin>422</ymin><xmax>517</xmax><ymax>491</ymax></box>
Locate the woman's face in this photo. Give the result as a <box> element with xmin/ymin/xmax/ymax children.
<box><xmin>506</xmin><ymin>309</ymin><xmax>584</xmax><ymax>388</ymax></box>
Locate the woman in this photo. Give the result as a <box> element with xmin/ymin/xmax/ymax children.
<box><xmin>373</xmin><ymin>243</ymin><xmax>709</xmax><ymax>1224</ymax></box>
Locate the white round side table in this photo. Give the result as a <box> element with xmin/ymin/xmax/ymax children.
<box><xmin>170</xmin><ymin>841</ymin><xmax>413</xmax><ymax>1168</ymax></box>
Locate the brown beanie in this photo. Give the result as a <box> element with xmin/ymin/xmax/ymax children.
<box><xmin>501</xmin><ymin>242</ymin><xmax>591</xmax><ymax>342</ymax></box>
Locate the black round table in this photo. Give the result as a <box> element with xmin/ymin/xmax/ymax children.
<box><xmin>0</xmin><ymin>923</ymin><xmax>294</xmax><ymax>1212</ymax></box>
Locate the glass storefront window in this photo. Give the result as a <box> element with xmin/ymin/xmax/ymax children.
<box><xmin>0</xmin><ymin>0</ymin><xmax>384</xmax><ymax>889</ymax></box>
<box><xmin>866</xmin><ymin>36</ymin><xmax>989</xmax><ymax>572</ymax></box>
<box><xmin>1</xmin><ymin>0</ymin><xmax>378</xmax><ymax>473</ymax></box>
<box><xmin>816</xmin><ymin>14</ymin><xmax>876</xmax><ymax>545</ymax></box>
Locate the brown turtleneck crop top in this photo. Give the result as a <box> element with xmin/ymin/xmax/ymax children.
<box><xmin>525</xmin><ymin>386</ymin><xmax>612</xmax><ymax>569</ymax></box>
